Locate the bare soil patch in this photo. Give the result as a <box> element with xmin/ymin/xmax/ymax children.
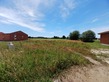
<box><xmin>54</xmin><ymin>65</ymin><xmax>109</xmax><ymax>82</ymax></box>
<box><xmin>53</xmin><ymin>49</ymin><xmax>109</xmax><ymax>82</ymax></box>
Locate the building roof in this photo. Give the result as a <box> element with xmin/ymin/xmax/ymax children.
<box><xmin>0</xmin><ymin>32</ymin><xmax>4</xmax><ymax>34</ymax></box>
<box><xmin>98</xmin><ymin>31</ymin><xmax>109</xmax><ymax>34</ymax></box>
<box><xmin>2</xmin><ymin>31</ymin><xmax>27</xmax><ymax>35</ymax></box>
<box><xmin>11</xmin><ymin>31</ymin><xmax>28</xmax><ymax>35</ymax></box>
<box><xmin>0</xmin><ymin>31</ymin><xmax>28</xmax><ymax>36</ymax></box>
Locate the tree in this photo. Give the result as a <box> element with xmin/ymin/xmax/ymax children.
<box><xmin>53</xmin><ymin>36</ymin><xmax>60</xmax><ymax>39</ymax></box>
<box><xmin>62</xmin><ymin>35</ymin><xmax>66</xmax><ymax>39</ymax></box>
<box><xmin>69</xmin><ymin>30</ymin><xmax>80</xmax><ymax>40</ymax></box>
<box><xmin>81</xmin><ymin>30</ymin><xmax>95</xmax><ymax>42</ymax></box>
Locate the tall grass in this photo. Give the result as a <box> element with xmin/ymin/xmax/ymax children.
<box><xmin>0</xmin><ymin>39</ymin><xmax>93</xmax><ymax>82</ymax></box>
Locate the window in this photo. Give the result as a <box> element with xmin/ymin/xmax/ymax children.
<box><xmin>14</xmin><ymin>35</ymin><xmax>17</xmax><ymax>40</ymax></box>
<box><xmin>14</xmin><ymin>35</ymin><xmax>16</xmax><ymax>37</ymax></box>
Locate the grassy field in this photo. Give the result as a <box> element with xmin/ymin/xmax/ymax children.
<box><xmin>86</xmin><ymin>40</ymin><xmax>109</xmax><ymax>49</ymax></box>
<box><xmin>0</xmin><ymin>39</ymin><xmax>102</xmax><ymax>82</ymax></box>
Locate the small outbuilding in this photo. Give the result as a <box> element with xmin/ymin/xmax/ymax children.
<box><xmin>98</xmin><ymin>31</ymin><xmax>109</xmax><ymax>44</ymax></box>
<box><xmin>0</xmin><ymin>31</ymin><xmax>28</xmax><ymax>41</ymax></box>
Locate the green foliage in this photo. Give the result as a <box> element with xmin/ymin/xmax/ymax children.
<box><xmin>62</xmin><ymin>35</ymin><xmax>66</xmax><ymax>39</ymax></box>
<box><xmin>53</xmin><ymin>36</ymin><xmax>60</xmax><ymax>39</ymax></box>
<box><xmin>81</xmin><ymin>30</ymin><xmax>95</xmax><ymax>42</ymax></box>
<box><xmin>69</xmin><ymin>30</ymin><xmax>80</xmax><ymax>40</ymax></box>
<box><xmin>0</xmin><ymin>40</ymin><xmax>93</xmax><ymax>82</ymax></box>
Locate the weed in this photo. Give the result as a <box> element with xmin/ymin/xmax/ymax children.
<box><xmin>0</xmin><ymin>39</ymin><xmax>93</xmax><ymax>82</ymax></box>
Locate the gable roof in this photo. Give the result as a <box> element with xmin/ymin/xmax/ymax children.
<box><xmin>11</xmin><ymin>31</ymin><xmax>27</xmax><ymax>34</ymax></box>
<box><xmin>0</xmin><ymin>31</ymin><xmax>28</xmax><ymax>35</ymax></box>
<box><xmin>98</xmin><ymin>31</ymin><xmax>109</xmax><ymax>34</ymax></box>
<box><xmin>4</xmin><ymin>31</ymin><xmax>28</xmax><ymax>35</ymax></box>
<box><xmin>0</xmin><ymin>32</ymin><xmax>4</xmax><ymax>34</ymax></box>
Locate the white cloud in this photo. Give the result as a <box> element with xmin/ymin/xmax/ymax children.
<box><xmin>0</xmin><ymin>7</ymin><xmax>44</xmax><ymax>32</ymax></box>
<box><xmin>91</xmin><ymin>26</ymin><xmax>109</xmax><ymax>33</ymax></box>
<box><xmin>91</xmin><ymin>18</ymin><xmax>99</xmax><ymax>23</ymax></box>
<box><xmin>90</xmin><ymin>26</ymin><xmax>109</xmax><ymax>38</ymax></box>
<box><xmin>78</xmin><ymin>26</ymin><xmax>109</xmax><ymax>38</ymax></box>
<box><xmin>0</xmin><ymin>0</ymin><xmax>56</xmax><ymax>32</ymax></box>
<box><xmin>60</xmin><ymin>0</ymin><xmax>76</xmax><ymax>19</ymax></box>
<box><xmin>13</xmin><ymin>0</ymin><xmax>43</xmax><ymax>18</ymax></box>
<box><xmin>0</xmin><ymin>20</ymin><xmax>12</xmax><ymax>24</ymax></box>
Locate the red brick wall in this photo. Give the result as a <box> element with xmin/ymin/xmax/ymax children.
<box><xmin>10</xmin><ymin>32</ymin><xmax>28</xmax><ymax>41</ymax></box>
<box><xmin>0</xmin><ymin>33</ymin><xmax>4</xmax><ymax>40</ymax></box>
<box><xmin>4</xmin><ymin>34</ymin><xmax>10</xmax><ymax>41</ymax></box>
<box><xmin>0</xmin><ymin>31</ymin><xmax>28</xmax><ymax>41</ymax></box>
<box><xmin>100</xmin><ymin>33</ymin><xmax>109</xmax><ymax>44</ymax></box>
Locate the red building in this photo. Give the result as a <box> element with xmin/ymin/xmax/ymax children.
<box><xmin>0</xmin><ymin>31</ymin><xmax>28</xmax><ymax>41</ymax></box>
<box><xmin>98</xmin><ymin>31</ymin><xmax>109</xmax><ymax>44</ymax></box>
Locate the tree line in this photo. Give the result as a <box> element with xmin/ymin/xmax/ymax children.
<box><xmin>28</xmin><ymin>30</ymin><xmax>96</xmax><ymax>42</ymax></box>
<box><xmin>69</xmin><ymin>30</ymin><xmax>95</xmax><ymax>42</ymax></box>
<box><xmin>52</xmin><ymin>30</ymin><xmax>95</xmax><ymax>42</ymax></box>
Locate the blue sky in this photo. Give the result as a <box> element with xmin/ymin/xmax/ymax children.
<box><xmin>0</xmin><ymin>0</ymin><xmax>109</xmax><ymax>37</ymax></box>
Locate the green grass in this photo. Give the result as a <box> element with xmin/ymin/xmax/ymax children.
<box><xmin>86</xmin><ymin>40</ymin><xmax>109</xmax><ymax>49</ymax></box>
<box><xmin>0</xmin><ymin>39</ymin><xmax>94</xmax><ymax>82</ymax></box>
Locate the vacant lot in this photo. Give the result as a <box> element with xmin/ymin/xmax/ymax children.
<box><xmin>54</xmin><ymin>40</ymin><xmax>109</xmax><ymax>82</ymax></box>
<box><xmin>0</xmin><ymin>39</ymin><xmax>108</xmax><ymax>82</ymax></box>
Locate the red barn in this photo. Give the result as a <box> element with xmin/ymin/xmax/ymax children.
<box><xmin>0</xmin><ymin>31</ymin><xmax>28</xmax><ymax>41</ymax></box>
<box><xmin>98</xmin><ymin>31</ymin><xmax>109</xmax><ymax>44</ymax></box>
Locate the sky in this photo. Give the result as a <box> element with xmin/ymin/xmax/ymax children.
<box><xmin>0</xmin><ymin>0</ymin><xmax>109</xmax><ymax>38</ymax></box>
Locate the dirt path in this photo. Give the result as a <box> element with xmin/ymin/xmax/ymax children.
<box><xmin>54</xmin><ymin>65</ymin><xmax>109</xmax><ymax>82</ymax></box>
<box><xmin>91</xmin><ymin>49</ymin><xmax>109</xmax><ymax>64</ymax></box>
<box><xmin>53</xmin><ymin>49</ymin><xmax>109</xmax><ymax>82</ymax></box>
<box><xmin>83</xmin><ymin>56</ymin><xmax>101</xmax><ymax>65</ymax></box>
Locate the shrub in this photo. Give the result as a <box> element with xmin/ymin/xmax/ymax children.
<box><xmin>69</xmin><ymin>30</ymin><xmax>80</xmax><ymax>40</ymax></box>
<box><xmin>62</xmin><ymin>35</ymin><xmax>66</xmax><ymax>39</ymax></box>
<box><xmin>53</xmin><ymin>36</ymin><xmax>60</xmax><ymax>39</ymax></box>
<box><xmin>81</xmin><ymin>30</ymin><xmax>95</xmax><ymax>42</ymax></box>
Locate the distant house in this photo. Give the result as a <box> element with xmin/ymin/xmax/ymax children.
<box><xmin>98</xmin><ymin>31</ymin><xmax>109</xmax><ymax>44</ymax></box>
<box><xmin>0</xmin><ymin>31</ymin><xmax>28</xmax><ymax>41</ymax></box>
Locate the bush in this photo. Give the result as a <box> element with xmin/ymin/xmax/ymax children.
<box><xmin>69</xmin><ymin>30</ymin><xmax>80</xmax><ymax>40</ymax></box>
<box><xmin>62</xmin><ymin>35</ymin><xmax>66</xmax><ymax>39</ymax></box>
<box><xmin>53</xmin><ymin>36</ymin><xmax>60</xmax><ymax>39</ymax></box>
<box><xmin>81</xmin><ymin>30</ymin><xmax>95</xmax><ymax>42</ymax></box>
